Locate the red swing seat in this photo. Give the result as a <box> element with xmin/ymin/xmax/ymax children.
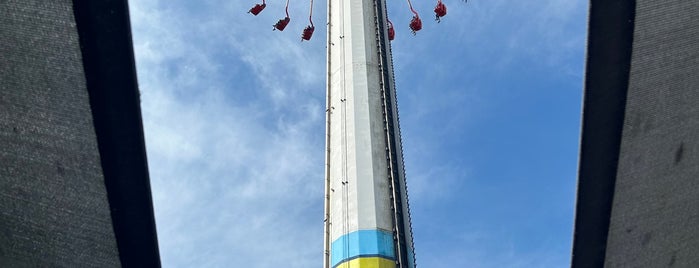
<box><xmin>249</xmin><ymin>3</ymin><xmax>266</xmax><ymax>15</ymax></box>
<box><xmin>274</xmin><ymin>17</ymin><xmax>290</xmax><ymax>31</ymax></box>
<box><xmin>388</xmin><ymin>20</ymin><xmax>395</xmax><ymax>41</ymax></box>
<box><xmin>302</xmin><ymin>25</ymin><xmax>315</xmax><ymax>40</ymax></box>
<box><xmin>409</xmin><ymin>16</ymin><xmax>422</xmax><ymax>33</ymax></box>
<box><xmin>434</xmin><ymin>1</ymin><xmax>447</xmax><ymax>22</ymax></box>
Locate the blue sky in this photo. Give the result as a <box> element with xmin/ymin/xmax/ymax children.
<box><xmin>129</xmin><ymin>0</ymin><xmax>588</xmax><ymax>267</ymax></box>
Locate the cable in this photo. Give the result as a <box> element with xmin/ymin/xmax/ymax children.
<box><xmin>309</xmin><ymin>0</ymin><xmax>314</xmax><ymax>26</ymax></box>
<box><xmin>285</xmin><ymin>0</ymin><xmax>290</xmax><ymax>17</ymax></box>
<box><xmin>406</xmin><ymin>0</ymin><xmax>418</xmax><ymax>17</ymax></box>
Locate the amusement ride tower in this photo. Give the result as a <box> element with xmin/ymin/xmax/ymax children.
<box><xmin>322</xmin><ymin>0</ymin><xmax>415</xmax><ymax>267</ymax></box>
<box><xmin>248</xmin><ymin>0</ymin><xmax>450</xmax><ymax>266</ymax></box>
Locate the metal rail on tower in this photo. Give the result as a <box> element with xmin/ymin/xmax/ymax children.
<box><xmin>373</xmin><ymin>0</ymin><xmax>415</xmax><ymax>266</ymax></box>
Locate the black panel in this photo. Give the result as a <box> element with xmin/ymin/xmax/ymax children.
<box><xmin>571</xmin><ymin>0</ymin><xmax>636</xmax><ymax>267</ymax></box>
<box><xmin>72</xmin><ymin>0</ymin><xmax>162</xmax><ymax>266</ymax></box>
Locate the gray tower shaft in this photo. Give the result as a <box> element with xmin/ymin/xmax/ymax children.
<box><xmin>322</xmin><ymin>0</ymin><xmax>415</xmax><ymax>267</ymax></box>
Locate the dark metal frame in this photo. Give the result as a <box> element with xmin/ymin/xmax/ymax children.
<box><xmin>571</xmin><ymin>0</ymin><xmax>636</xmax><ymax>267</ymax></box>
<box><xmin>73</xmin><ymin>1</ymin><xmax>161</xmax><ymax>266</ymax></box>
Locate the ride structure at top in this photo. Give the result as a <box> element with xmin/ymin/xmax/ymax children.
<box><xmin>248</xmin><ymin>0</ymin><xmax>461</xmax><ymax>41</ymax></box>
<box><xmin>246</xmin><ymin>1</ymin><xmax>466</xmax><ymax>267</ymax></box>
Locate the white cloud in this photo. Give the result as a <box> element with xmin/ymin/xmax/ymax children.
<box><xmin>130</xmin><ymin>0</ymin><xmax>327</xmax><ymax>267</ymax></box>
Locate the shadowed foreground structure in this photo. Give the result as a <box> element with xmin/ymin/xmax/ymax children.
<box><xmin>572</xmin><ymin>0</ymin><xmax>699</xmax><ymax>267</ymax></box>
<box><xmin>1</xmin><ymin>1</ymin><xmax>160</xmax><ymax>267</ymax></box>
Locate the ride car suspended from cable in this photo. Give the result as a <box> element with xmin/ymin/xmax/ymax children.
<box><xmin>248</xmin><ymin>0</ymin><xmax>266</xmax><ymax>15</ymax></box>
<box><xmin>247</xmin><ymin>0</ymin><xmax>468</xmax><ymax>41</ymax></box>
<box><xmin>301</xmin><ymin>0</ymin><xmax>315</xmax><ymax>41</ymax></box>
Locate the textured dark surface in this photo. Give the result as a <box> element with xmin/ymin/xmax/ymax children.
<box><xmin>605</xmin><ymin>1</ymin><xmax>699</xmax><ymax>267</ymax></box>
<box><xmin>1</xmin><ymin>0</ymin><xmax>160</xmax><ymax>266</ymax></box>
<box><xmin>570</xmin><ymin>0</ymin><xmax>636</xmax><ymax>267</ymax></box>
<box><xmin>0</xmin><ymin>1</ymin><xmax>122</xmax><ymax>267</ymax></box>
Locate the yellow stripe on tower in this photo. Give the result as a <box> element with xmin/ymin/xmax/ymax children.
<box><xmin>335</xmin><ymin>257</ymin><xmax>396</xmax><ymax>268</ymax></box>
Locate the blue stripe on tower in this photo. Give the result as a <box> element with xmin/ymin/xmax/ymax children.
<box><xmin>330</xmin><ymin>229</ymin><xmax>396</xmax><ymax>267</ymax></box>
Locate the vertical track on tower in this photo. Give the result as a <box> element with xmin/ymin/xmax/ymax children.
<box><xmin>322</xmin><ymin>0</ymin><xmax>333</xmax><ymax>266</ymax></box>
<box><xmin>372</xmin><ymin>0</ymin><xmax>415</xmax><ymax>266</ymax></box>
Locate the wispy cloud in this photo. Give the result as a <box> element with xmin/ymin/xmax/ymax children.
<box><xmin>130</xmin><ymin>0</ymin><xmax>327</xmax><ymax>267</ymax></box>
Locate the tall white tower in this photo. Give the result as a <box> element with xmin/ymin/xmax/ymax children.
<box><xmin>322</xmin><ymin>0</ymin><xmax>415</xmax><ymax>267</ymax></box>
